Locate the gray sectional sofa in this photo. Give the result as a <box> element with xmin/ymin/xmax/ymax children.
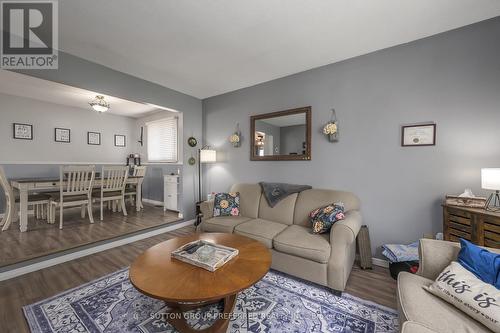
<box><xmin>199</xmin><ymin>183</ymin><xmax>362</xmax><ymax>293</ymax></box>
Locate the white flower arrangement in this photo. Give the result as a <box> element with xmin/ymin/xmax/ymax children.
<box><xmin>229</xmin><ymin>133</ymin><xmax>240</xmax><ymax>143</ymax></box>
<box><xmin>323</xmin><ymin>122</ymin><xmax>338</xmax><ymax>135</ymax></box>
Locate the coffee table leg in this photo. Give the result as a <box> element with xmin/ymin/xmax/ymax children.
<box><xmin>165</xmin><ymin>294</ymin><xmax>237</xmax><ymax>333</ymax></box>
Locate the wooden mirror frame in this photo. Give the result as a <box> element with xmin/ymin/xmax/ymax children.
<box><xmin>250</xmin><ymin>106</ymin><xmax>311</xmax><ymax>161</ymax></box>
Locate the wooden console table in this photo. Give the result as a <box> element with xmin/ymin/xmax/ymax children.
<box><xmin>442</xmin><ymin>204</ymin><xmax>500</xmax><ymax>248</ymax></box>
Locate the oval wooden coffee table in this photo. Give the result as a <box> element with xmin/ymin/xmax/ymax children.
<box><xmin>129</xmin><ymin>233</ymin><xmax>271</xmax><ymax>333</ymax></box>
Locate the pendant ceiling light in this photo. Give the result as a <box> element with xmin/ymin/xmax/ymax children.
<box><xmin>89</xmin><ymin>95</ymin><xmax>110</xmax><ymax>113</ymax></box>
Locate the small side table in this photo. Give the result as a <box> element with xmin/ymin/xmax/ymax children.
<box><xmin>357</xmin><ymin>225</ymin><xmax>373</xmax><ymax>269</ymax></box>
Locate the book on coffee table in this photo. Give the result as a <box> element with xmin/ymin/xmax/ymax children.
<box><xmin>171</xmin><ymin>240</ymin><xmax>239</xmax><ymax>272</ymax></box>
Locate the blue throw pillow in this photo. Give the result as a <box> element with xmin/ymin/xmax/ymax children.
<box><xmin>458</xmin><ymin>238</ymin><xmax>500</xmax><ymax>289</ymax></box>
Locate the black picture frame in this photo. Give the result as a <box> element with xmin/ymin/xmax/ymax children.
<box><xmin>87</xmin><ymin>131</ymin><xmax>101</xmax><ymax>145</ymax></box>
<box><xmin>401</xmin><ymin>123</ymin><xmax>436</xmax><ymax>147</ymax></box>
<box><xmin>114</xmin><ymin>134</ymin><xmax>126</xmax><ymax>147</ymax></box>
<box><xmin>13</xmin><ymin>123</ymin><xmax>33</xmax><ymax>140</ymax></box>
<box><xmin>54</xmin><ymin>128</ymin><xmax>71</xmax><ymax>143</ymax></box>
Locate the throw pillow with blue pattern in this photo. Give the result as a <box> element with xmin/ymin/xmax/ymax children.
<box><xmin>213</xmin><ymin>192</ymin><xmax>240</xmax><ymax>217</ymax></box>
<box><xmin>309</xmin><ymin>202</ymin><xmax>345</xmax><ymax>234</ymax></box>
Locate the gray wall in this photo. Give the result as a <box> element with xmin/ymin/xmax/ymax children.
<box><xmin>202</xmin><ymin>17</ymin><xmax>500</xmax><ymax>257</ymax></box>
<box><xmin>255</xmin><ymin>121</ymin><xmax>280</xmax><ymax>154</ymax></box>
<box><xmin>280</xmin><ymin>125</ymin><xmax>306</xmax><ymax>155</ymax></box>
<box><xmin>0</xmin><ymin>92</ymin><xmax>136</xmax><ymax>163</ymax></box>
<box><xmin>8</xmin><ymin>51</ymin><xmax>202</xmax><ymax>220</ymax></box>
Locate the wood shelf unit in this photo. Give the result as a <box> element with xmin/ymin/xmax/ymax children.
<box><xmin>443</xmin><ymin>204</ymin><xmax>500</xmax><ymax>248</ymax></box>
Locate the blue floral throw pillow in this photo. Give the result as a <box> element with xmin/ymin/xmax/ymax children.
<box><xmin>309</xmin><ymin>202</ymin><xmax>345</xmax><ymax>234</ymax></box>
<box><xmin>213</xmin><ymin>192</ymin><xmax>240</xmax><ymax>217</ymax></box>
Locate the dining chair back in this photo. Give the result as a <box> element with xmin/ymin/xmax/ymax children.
<box><xmin>133</xmin><ymin>165</ymin><xmax>147</xmax><ymax>177</ymax></box>
<box><xmin>98</xmin><ymin>166</ymin><xmax>129</xmax><ymax>220</ymax></box>
<box><xmin>61</xmin><ymin>165</ymin><xmax>95</xmax><ymax>197</ymax></box>
<box><xmin>102</xmin><ymin>166</ymin><xmax>129</xmax><ymax>193</ymax></box>
<box><xmin>50</xmin><ymin>165</ymin><xmax>95</xmax><ymax>229</ymax></box>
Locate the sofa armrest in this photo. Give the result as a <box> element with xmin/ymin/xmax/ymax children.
<box><xmin>199</xmin><ymin>200</ymin><xmax>214</xmax><ymax>223</ymax></box>
<box><xmin>330</xmin><ymin>210</ymin><xmax>362</xmax><ymax>244</ymax></box>
<box><xmin>328</xmin><ymin>210</ymin><xmax>362</xmax><ymax>291</ymax></box>
<box><xmin>416</xmin><ymin>239</ymin><xmax>460</xmax><ymax>280</ymax></box>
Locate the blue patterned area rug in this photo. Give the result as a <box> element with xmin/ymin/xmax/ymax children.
<box><xmin>24</xmin><ymin>268</ymin><xmax>398</xmax><ymax>333</ymax></box>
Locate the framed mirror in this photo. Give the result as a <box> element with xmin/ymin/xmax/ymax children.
<box><xmin>251</xmin><ymin>106</ymin><xmax>311</xmax><ymax>161</ymax></box>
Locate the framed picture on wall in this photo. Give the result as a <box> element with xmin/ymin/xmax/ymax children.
<box><xmin>401</xmin><ymin>123</ymin><xmax>436</xmax><ymax>147</ymax></box>
<box><xmin>13</xmin><ymin>123</ymin><xmax>33</xmax><ymax>140</ymax></box>
<box><xmin>114</xmin><ymin>134</ymin><xmax>126</xmax><ymax>147</ymax></box>
<box><xmin>55</xmin><ymin>128</ymin><xmax>71</xmax><ymax>143</ymax></box>
<box><xmin>87</xmin><ymin>131</ymin><xmax>101</xmax><ymax>145</ymax></box>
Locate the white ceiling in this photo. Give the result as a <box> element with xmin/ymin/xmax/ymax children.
<box><xmin>56</xmin><ymin>1</ymin><xmax>500</xmax><ymax>99</ymax></box>
<box><xmin>0</xmin><ymin>70</ymin><xmax>160</xmax><ymax>118</ymax></box>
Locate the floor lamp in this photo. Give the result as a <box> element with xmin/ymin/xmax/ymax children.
<box><xmin>198</xmin><ymin>146</ymin><xmax>216</xmax><ymax>203</ymax></box>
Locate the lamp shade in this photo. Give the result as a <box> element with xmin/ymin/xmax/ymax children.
<box><xmin>481</xmin><ymin>168</ymin><xmax>500</xmax><ymax>190</ymax></box>
<box><xmin>200</xmin><ymin>149</ymin><xmax>216</xmax><ymax>163</ymax></box>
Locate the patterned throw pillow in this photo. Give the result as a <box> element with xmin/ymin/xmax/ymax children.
<box><xmin>213</xmin><ymin>192</ymin><xmax>240</xmax><ymax>217</ymax></box>
<box><xmin>309</xmin><ymin>202</ymin><xmax>345</xmax><ymax>234</ymax></box>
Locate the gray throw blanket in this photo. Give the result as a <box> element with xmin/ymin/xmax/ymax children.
<box><xmin>259</xmin><ymin>182</ymin><xmax>312</xmax><ymax>208</ymax></box>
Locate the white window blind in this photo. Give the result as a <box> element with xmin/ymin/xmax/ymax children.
<box><xmin>147</xmin><ymin>117</ymin><xmax>178</xmax><ymax>162</ymax></box>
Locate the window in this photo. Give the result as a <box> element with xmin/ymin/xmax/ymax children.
<box><xmin>147</xmin><ymin>117</ymin><xmax>178</xmax><ymax>162</ymax></box>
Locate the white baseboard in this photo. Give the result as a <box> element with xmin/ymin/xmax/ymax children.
<box><xmin>356</xmin><ymin>254</ymin><xmax>390</xmax><ymax>268</ymax></box>
<box><xmin>0</xmin><ymin>219</ymin><xmax>195</xmax><ymax>281</ymax></box>
<box><xmin>142</xmin><ymin>198</ymin><xmax>164</xmax><ymax>206</ymax></box>
<box><xmin>371</xmin><ymin>257</ymin><xmax>389</xmax><ymax>268</ymax></box>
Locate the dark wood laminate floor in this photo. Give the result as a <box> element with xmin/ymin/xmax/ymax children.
<box><xmin>0</xmin><ymin>204</ymin><xmax>181</xmax><ymax>267</ymax></box>
<box><xmin>0</xmin><ymin>226</ymin><xmax>397</xmax><ymax>333</ymax></box>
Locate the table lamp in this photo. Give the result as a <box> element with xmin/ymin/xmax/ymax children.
<box><xmin>481</xmin><ymin>168</ymin><xmax>500</xmax><ymax>212</ymax></box>
<box><xmin>198</xmin><ymin>146</ymin><xmax>216</xmax><ymax>202</ymax></box>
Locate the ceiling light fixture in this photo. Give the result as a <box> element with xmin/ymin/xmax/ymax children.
<box><xmin>89</xmin><ymin>95</ymin><xmax>110</xmax><ymax>113</ymax></box>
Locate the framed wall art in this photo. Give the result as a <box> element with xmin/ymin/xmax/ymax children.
<box><xmin>13</xmin><ymin>123</ymin><xmax>33</xmax><ymax>140</ymax></box>
<box><xmin>401</xmin><ymin>123</ymin><xmax>436</xmax><ymax>147</ymax></box>
<box><xmin>55</xmin><ymin>128</ymin><xmax>71</xmax><ymax>143</ymax></box>
<box><xmin>87</xmin><ymin>131</ymin><xmax>101</xmax><ymax>145</ymax></box>
<box><xmin>114</xmin><ymin>134</ymin><xmax>126</xmax><ymax>147</ymax></box>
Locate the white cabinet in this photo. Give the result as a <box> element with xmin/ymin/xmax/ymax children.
<box><xmin>164</xmin><ymin>175</ymin><xmax>179</xmax><ymax>212</ymax></box>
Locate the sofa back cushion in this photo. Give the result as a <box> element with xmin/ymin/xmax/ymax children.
<box><xmin>230</xmin><ymin>183</ymin><xmax>262</xmax><ymax>218</ymax></box>
<box><xmin>293</xmin><ymin>189</ymin><xmax>360</xmax><ymax>226</ymax></box>
<box><xmin>259</xmin><ymin>193</ymin><xmax>298</xmax><ymax>225</ymax></box>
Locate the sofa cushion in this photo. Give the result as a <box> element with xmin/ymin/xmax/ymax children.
<box><xmin>401</xmin><ymin>322</ymin><xmax>440</xmax><ymax>333</ymax></box>
<box><xmin>293</xmin><ymin>189</ymin><xmax>360</xmax><ymax>226</ymax></box>
<box><xmin>397</xmin><ymin>272</ymin><xmax>491</xmax><ymax>333</ymax></box>
<box><xmin>258</xmin><ymin>193</ymin><xmax>297</xmax><ymax>225</ymax></box>
<box><xmin>273</xmin><ymin>225</ymin><xmax>331</xmax><ymax>263</ymax></box>
<box><xmin>230</xmin><ymin>184</ymin><xmax>262</xmax><ymax>218</ymax></box>
<box><xmin>234</xmin><ymin>219</ymin><xmax>288</xmax><ymax>248</ymax></box>
<box><xmin>202</xmin><ymin>216</ymin><xmax>252</xmax><ymax>233</ymax></box>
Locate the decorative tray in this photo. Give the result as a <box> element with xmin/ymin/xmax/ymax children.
<box><xmin>171</xmin><ymin>240</ymin><xmax>239</xmax><ymax>272</ymax></box>
<box><xmin>445</xmin><ymin>195</ymin><xmax>487</xmax><ymax>208</ymax></box>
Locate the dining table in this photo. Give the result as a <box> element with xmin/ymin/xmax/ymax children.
<box><xmin>10</xmin><ymin>176</ymin><xmax>143</xmax><ymax>232</ymax></box>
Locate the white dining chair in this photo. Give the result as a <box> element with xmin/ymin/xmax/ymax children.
<box><xmin>125</xmin><ymin>165</ymin><xmax>147</xmax><ymax>210</ymax></box>
<box><xmin>94</xmin><ymin>166</ymin><xmax>129</xmax><ymax>221</ymax></box>
<box><xmin>0</xmin><ymin>166</ymin><xmax>51</xmax><ymax>231</ymax></box>
<box><xmin>49</xmin><ymin>165</ymin><xmax>95</xmax><ymax>229</ymax></box>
